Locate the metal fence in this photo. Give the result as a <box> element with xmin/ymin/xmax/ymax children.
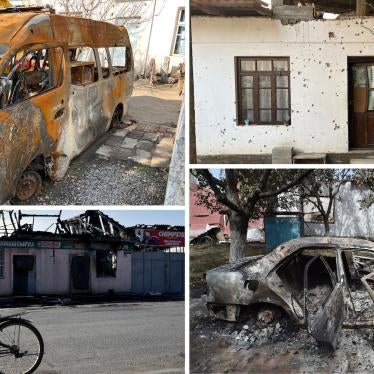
<box><xmin>131</xmin><ymin>251</ymin><xmax>184</xmax><ymax>296</ymax></box>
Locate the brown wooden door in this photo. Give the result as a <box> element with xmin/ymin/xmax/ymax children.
<box><xmin>350</xmin><ymin>62</ymin><xmax>374</xmax><ymax>148</ymax></box>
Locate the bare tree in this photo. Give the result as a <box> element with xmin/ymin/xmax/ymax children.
<box><xmin>294</xmin><ymin>169</ymin><xmax>352</xmax><ymax>236</ymax></box>
<box><xmin>51</xmin><ymin>0</ymin><xmax>147</xmax><ymax>22</ymax></box>
<box><xmin>353</xmin><ymin>169</ymin><xmax>374</xmax><ymax>208</ymax></box>
<box><xmin>192</xmin><ymin>169</ymin><xmax>312</xmax><ymax>262</ymax></box>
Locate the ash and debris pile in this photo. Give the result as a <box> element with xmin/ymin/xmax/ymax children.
<box><xmin>192</xmin><ymin>306</ymin><xmax>299</xmax><ymax>350</ymax></box>
<box><xmin>191</xmin><ymin>284</ymin><xmax>374</xmax><ymax>372</ymax></box>
<box><xmin>220</xmin><ymin>308</ymin><xmax>300</xmax><ymax>351</ymax></box>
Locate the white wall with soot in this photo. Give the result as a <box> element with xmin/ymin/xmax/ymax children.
<box><xmin>0</xmin><ymin>248</ymin><xmax>132</xmax><ymax>296</ymax></box>
<box><xmin>192</xmin><ymin>16</ymin><xmax>374</xmax><ymax>156</ymax></box>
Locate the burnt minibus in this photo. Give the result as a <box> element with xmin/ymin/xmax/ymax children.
<box><xmin>0</xmin><ymin>8</ymin><xmax>133</xmax><ymax>202</ymax></box>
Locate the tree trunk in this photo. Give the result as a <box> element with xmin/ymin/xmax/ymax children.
<box><xmin>323</xmin><ymin>216</ymin><xmax>330</xmax><ymax>236</ymax></box>
<box><xmin>357</xmin><ymin>0</ymin><xmax>368</xmax><ymax>16</ymax></box>
<box><xmin>229</xmin><ymin>211</ymin><xmax>249</xmax><ymax>263</ymax></box>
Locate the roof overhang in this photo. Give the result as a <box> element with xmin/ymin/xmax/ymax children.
<box><xmin>191</xmin><ymin>0</ymin><xmax>272</xmax><ymax>17</ymax></box>
<box><xmin>191</xmin><ymin>1</ymin><xmax>370</xmax><ymax>18</ymax></box>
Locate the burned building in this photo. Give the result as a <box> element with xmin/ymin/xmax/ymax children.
<box><xmin>0</xmin><ymin>211</ymin><xmax>185</xmax><ymax>298</ymax></box>
<box><xmin>59</xmin><ymin>210</ymin><xmax>128</xmax><ymax>238</ymax></box>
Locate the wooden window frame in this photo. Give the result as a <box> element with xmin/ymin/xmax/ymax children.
<box><xmin>172</xmin><ymin>7</ymin><xmax>185</xmax><ymax>56</ymax></box>
<box><xmin>235</xmin><ymin>57</ymin><xmax>291</xmax><ymax>126</ymax></box>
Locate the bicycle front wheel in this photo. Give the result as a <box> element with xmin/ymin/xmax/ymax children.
<box><xmin>0</xmin><ymin>318</ymin><xmax>44</xmax><ymax>374</ymax></box>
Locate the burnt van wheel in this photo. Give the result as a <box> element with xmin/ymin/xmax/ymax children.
<box><xmin>15</xmin><ymin>171</ymin><xmax>42</xmax><ymax>201</ymax></box>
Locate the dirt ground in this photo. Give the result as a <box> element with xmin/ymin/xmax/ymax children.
<box><xmin>190</xmin><ymin>243</ymin><xmax>374</xmax><ymax>373</ymax></box>
<box><xmin>15</xmin><ymin>80</ymin><xmax>182</xmax><ymax>206</ymax></box>
<box><xmin>190</xmin><ymin>299</ymin><xmax>374</xmax><ymax>373</ymax></box>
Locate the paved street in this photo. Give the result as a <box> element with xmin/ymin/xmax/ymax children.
<box><xmin>1</xmin><ymin>301</ymin><xmax>184</xmax><ymax>373</ymax></box>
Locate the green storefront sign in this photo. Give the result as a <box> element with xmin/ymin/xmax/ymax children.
<box><xmin>0</xmin><ymin>240</ymin><xmax>74</xmax><ymax>250</ymax></box>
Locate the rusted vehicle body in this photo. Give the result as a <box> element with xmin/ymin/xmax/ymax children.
<box><xmin>0</xmin><ymin>8</ymin><xmax>133</xmax><ymax>202</ymax></box>
<box><xmin>206</xmin><ymin>237</ymin><xmax>374</xmax><ymax>349</ymax></box>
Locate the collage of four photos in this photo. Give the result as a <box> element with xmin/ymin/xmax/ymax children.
<box><xmin>2</xmin><ymin>0</ymin><xmax>374</xmax><ymax>373</ymax></box>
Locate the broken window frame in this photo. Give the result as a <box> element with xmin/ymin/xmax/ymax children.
<box><xmin>96</xmin><ymin>250</ymin><xmax>117</xmax><ymax>278</ymax></box>
<box><xmin>303</xmin><ymin>255</ymin><xmax>337</xmax><ymax>323</ymax></box>
<box><xmin>235</xmin><ymin>57</ymin><xmax>291</xmax><ymax>126</ymax></box>
<box><xmin>108</xmin><ymin>46</ymin><xmax>130</xmax><ymax>75</ymax></box>
<box><xmin>97</xmin><ymin>47</ymin><xmax>111</xmax><ymax>80</ymax></box>
<box><xmin>172</xmin><ymin>7</ymin><xmax>185</xmax><ymax>55</ymax></box>
<box><xmin>302</xmin><ymin>253</ymin><xmax>347</xmax><ymax>350</ymax></box>
<box><xmin>301</xmin><ymin>248</ymin><xmax>374</xmax><ymax>331</ymax></box>
<box><xmin>69</xmin><ymin>47</ymin><xmax>99</xmax><ymax>86</ymax></box>
<box><xmin>0</xmin><ymin>45</ymin><xmax>64</xmax><ymax>108</ymax></box>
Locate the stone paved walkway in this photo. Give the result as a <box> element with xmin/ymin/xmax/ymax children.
<box><xmin>96</xmin><ymin>122</ymin><xmax>176</xmax><ymax>167</ymax></box>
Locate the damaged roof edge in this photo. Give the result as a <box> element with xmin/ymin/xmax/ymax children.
<box><xmin>191</xmin><ymin>0</ymin><xmax>271</xmax><ymax>17</ymax></box>
<box><xmin>191</xmin><ymin>1</ymin><xmax>372</xmax><ymax>20</ymax></box>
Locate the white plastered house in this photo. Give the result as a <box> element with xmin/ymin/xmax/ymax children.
<box><xmin>191</xmin><ymin>0</ymin><xmax>374</xmax><ymax>164</ymax></box>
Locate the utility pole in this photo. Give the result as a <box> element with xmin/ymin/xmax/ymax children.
<box><xmin>142</xmin><ymin>0</ymin><xmax>157</xmax><ymax>77</ymax></box>
<box><xmin>115</xmin><ymin>0</ymin><xmax>155</xmax><ymax>77</ymax></box>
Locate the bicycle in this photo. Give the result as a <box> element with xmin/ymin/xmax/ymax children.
<box><xmin>0</xmin><ymin>313</ymin><xmax>44</xmax><ymax>374</ymax></box>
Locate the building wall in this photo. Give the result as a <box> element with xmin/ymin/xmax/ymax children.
<box><xmin>0</xmin><ymin>248</ymin><xmax>131</xmax><ymax>296</ymax></box>
<box><xmin>305</xmin><ymin>183</ymin><xmax>374</xmax><ymax>238</ymax></box>
<box><xmin>192</xmin><ymin>16</ymin><xmax>374</xmax><ymax>156</ymax></box>
<box><xmin>129</xmin><ymin>0</ymin><xmax>185</xmax><ymax>75</ymax></box>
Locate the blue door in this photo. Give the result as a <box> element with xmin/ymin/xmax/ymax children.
<box><xmin>264</xmin><ymin>216</ymin><xmax>303</xmax><ymax>250</ymax></box>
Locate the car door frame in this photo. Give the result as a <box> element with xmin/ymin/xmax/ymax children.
<box><xmin>303</xmin><ymin>253</ymin><xmax>345</xmax><ymax>349</ymax></box>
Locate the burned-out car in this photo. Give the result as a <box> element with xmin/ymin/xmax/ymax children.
<box><xmin>206</xmin><ymin>237</ymin><xmax>374</xmax><ymax>349</ymax></box>
<box><xmin>0</xmin><ymin>7</ymin><xmax>133</xmax><ymax>202</ymax></box>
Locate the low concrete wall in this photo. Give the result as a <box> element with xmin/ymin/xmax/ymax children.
<box><xmin>165</xmin><ymin>101</ymin><xmax>185</xmax><ymax>205</ymax></box>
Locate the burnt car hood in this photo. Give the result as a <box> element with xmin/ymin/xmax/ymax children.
<box><xmin>206</xmin><ymin>255</ymin><xmax>264</xmax><ymax>305</ymax></box>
